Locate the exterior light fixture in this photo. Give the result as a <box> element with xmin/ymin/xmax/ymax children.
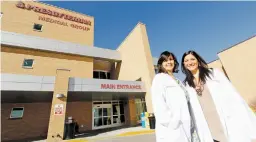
<box><xmin>56</xmin><ymin>94</ymin><xmax>64</xmax><ymax>98</ymax></box>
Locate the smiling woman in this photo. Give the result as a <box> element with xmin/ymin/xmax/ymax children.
<box><xmin>157</xmin><ymin>51</ymin><xmax>179</xmax><ymax>74</ymax></box>
<box><xmin>181</xmin><ymin>50</ymin><xmax>256</xmax><ymax>142</ymax></box>
<box><xmin>151</xmin><ymin>51</ymin><xmax>195</xmax><ymax>142</ymax></box>
<box><xmin>181</xmin><ymin>50</ymin><xmax>212</xmax><ymax>90</ymax></box>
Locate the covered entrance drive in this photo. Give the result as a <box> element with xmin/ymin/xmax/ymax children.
<box><xmin>68</xmin><ymin>77</ymin><xmax>147</xmax><ymax>130</ymax></box>
<box><xmin>67</xmin><ymin>91</ymin><xmax>145</xmax><ymax>131</ymax></box>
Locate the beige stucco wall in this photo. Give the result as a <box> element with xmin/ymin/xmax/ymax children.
<box><xmin>1</xmin><ymin>46</ymin><xmax>93</xmax><ymax>78</ymax></box>
<box><xmin>218</xmin><ymin>36</ymin><xmax>256</xmax><ymax>107</ymax></box>
<box><xmin>1</xmin><ymin>1</ymin><xmax>94</xmax><ymax>46</ymax></box>
<box><xmin>208</xmin><ymin>59</ymin><xmax>225</xmax><ymax>72</ymax></box>
<box><xmin>207</xmin><ymin>59</ymin><xmax>230</xmax><ymax>78</ymax></box>
<box><xmin>117</xmin><ymin>23</ymin><xmax>155</xmax><ymax>113</ymax></box>
<box><xmin>47</xmin><ymin>69</ymin><xmax>69</xmax><ymax>142</ymax></box>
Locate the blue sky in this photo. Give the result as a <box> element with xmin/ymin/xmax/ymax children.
<box><xmin>44</xmin><ymin>1</ymin><xmax>256</xmax><ymax>78</ymax></box>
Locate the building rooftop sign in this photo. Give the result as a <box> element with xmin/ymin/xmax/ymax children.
<box><xmin>16</xmin><ymin>1</ymin><xmax>91</xmax><ymax>31</ymax></box>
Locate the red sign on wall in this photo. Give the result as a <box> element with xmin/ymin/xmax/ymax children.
<box><xmin>101</xmin><ymin>84</ymin><xmax>142</xmax><ymax>90</ymax></box>
<box><xmin>54</xmin><ymin>104</ymin><xmax>64</xmax><ymax>115</ymax></box>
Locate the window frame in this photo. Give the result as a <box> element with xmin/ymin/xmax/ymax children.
<box><xmin>10</xmin><ymin>107</ymin><xmax>24</xmax><ymax>119</ymax></box>
<box><xmin>33</xmin><ymin>23</ymin><xmax>43</xmax><ymax>32</ymax></box>
<box><xmin>93</xmin><ymin>70</ymin><xmax>111</xmax><ymax>79</ymax></box>
<box><xmin>22</xmin><ymin>59</ymin><xmax>34</xmax><ymax>69</ymax></box>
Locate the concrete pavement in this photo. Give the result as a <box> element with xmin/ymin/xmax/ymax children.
<box><xmin>64</xmin><ymin>126</ymin><xmax>155</xmax><ymax>142</ymax></box>
<box><xmin>65</xmin><ymin>133</ymin><xmax>155</xmax><ymax>142</ymax></box>
<box><xmin>88</xmin><ymin>133</ymin><xmax>155</xmax><ymax>142</ymax></box>
<box><xmin>33</xmin><ymin>126</ymin><xmax>155</xmax><ymax>142</ymax></box>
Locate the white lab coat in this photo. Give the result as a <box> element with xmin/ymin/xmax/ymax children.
<box><xmin>185</xmin><ymin>68</ymin><xmax>256</xmax><ymax>142</ymax></box>
<box><xmin>151</xmin><ymin>73</ymin><xmax>191</xmax><ymax>142</ymax></box>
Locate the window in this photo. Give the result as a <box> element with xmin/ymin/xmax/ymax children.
<box><xmin>100</xmin><ymin>72</ymin><xmax>107</xmax><ymax>79</ymax></box>
<box><xmin>93</xmin><ymin>100</ymin><xmax>126</xmax><ymax>128</ymax></box>
<box><xmin>93</xmin><ymin>71</ymin><xmax>111</xmax><ymax>79</ymax></box>
<box><xmin>135</xmin><ymin>98</ymin><xmax>147</xmax><ymax>122</ymax></box>
<box><xmin>22</xmin><ymin>59</ymin><xmax>34</xmax><ymax>68</ymax></box>
<box><xmin>93</xmin><ymin>71</ymin><xmax>99</xmax><ymax>79</ymax></box>
<box><xmin>10</xmin><ymin>107</ymin><xmax>24</xmax><ymax>119</ymax></box>
<box><xmin>33</xmin><ymin>23</ymin><xmax>43</xmax><ymax>31</ymax></box>
<box><xmin>111</xmin><ymin>101</ymin><xmax>125</xmax><ymax>124</ymax></box>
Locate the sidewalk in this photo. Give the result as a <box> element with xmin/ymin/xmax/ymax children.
<box><xmin>64</xmin><ymin>126</ymin><xmax>155</xmax><ymax>142</ymax></box>
<box><xmin>33</xmin><ymin>126</ymin><xmax>155</xmax><ymax>142</ymax></box>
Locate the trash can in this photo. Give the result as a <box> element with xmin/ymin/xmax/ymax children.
<box><xmin>148</xmin><ymin>114</ymin><xmax>155</xmax><ymax>129</ymax></box>
<box><xmin>64</xmin><ymin>117</ymin><xmax>75</xmax><ymax>140</ymax></box>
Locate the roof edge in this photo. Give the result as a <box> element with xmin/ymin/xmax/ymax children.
<box><xmin>35</xmin><ymin>1</ymin><xmax>94</xmax><ymax>19</ymax></box>
<box><xmin>116</xmin><ymin>22</ymin><xmax>146</xmax><ymax>51</ymax></box>
<box><xmin>218</xmin><ymin>35</ymin><xmax>256</xmax><ymax>54</ymax></box>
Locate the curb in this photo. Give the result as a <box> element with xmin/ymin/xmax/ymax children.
<box><xmin>117</xmin><ymin>130</ymin><xmax>155</xmax><ymax>137</ymax></box>
<box><xmin>63</xmin><ymin>140</ymin><xmax>88</xmax><ymax>142</ymax></box>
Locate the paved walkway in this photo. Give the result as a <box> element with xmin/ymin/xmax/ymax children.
<box><xmin>66</xmin><ymin>133</ymin><xmax>156</xmax><ymax>142</ymax></box>
<box><xmin>65</xmin><ymin>126</ymin><xmax>154</xmax><ymax>142</ymax></box>
<box><xmin>33</xmin><ymin>126</ymin><xmax>155</xmax><ymax>142</ymax></box>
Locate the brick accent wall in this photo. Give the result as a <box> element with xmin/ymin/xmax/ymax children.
<box><xmin>66</xmin><ymin>101</ymin><xmax>92</xmax><ymax>131</ymax></box>
<box><xmin>128</xmin><ymin>97</ymin><xmax>137</xmax><ymax>126</ymax></box>
<box><xmin>1</xmin><ymin>103</ymin><xmax>51</xmax><ymax>141</ymax></box>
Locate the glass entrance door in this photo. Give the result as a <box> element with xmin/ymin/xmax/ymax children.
<box><xmin>92</xmin><ymin>101</ymin><xmax>126</xmax><ymax>130</ymax></box>
<box><xmin>93</xmin><ymin>104</ymin><xmax>112</xmax><ymax>129</ymax></box>
<box><xmin>112</xmin><ymin>101</ymin><xmax>125</xmax><ymax>124</ymax></box>
<box><xmin>112</xmin><ymin>103</ymin><xmax>120</xmax><ymax>124</ymax></box>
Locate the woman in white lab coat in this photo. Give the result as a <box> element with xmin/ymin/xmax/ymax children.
<box><xmin>151</xmin><ymin>51</ymin><xmax>193</xmax><ymax>142</ymax></box>
<box><xmin>181</xmin><ymin>50</ymin><xmax>256</xmax><ymax>142</ymax></box>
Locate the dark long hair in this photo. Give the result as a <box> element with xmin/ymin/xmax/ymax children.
<box><xmin>157</xmin><ymin>51</ymin><xmax>179</xmax><ymax>73</ymax></box>
<box><xmin>181</xmin><ymin>50</ymin><xmax>212</xmax><ymax>88</ymax></box>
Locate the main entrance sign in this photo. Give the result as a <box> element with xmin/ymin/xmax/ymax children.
<box><xmin>101</xmin><ymin>84</ymin><xmax>141</xmax><ymax>90</ymax></box>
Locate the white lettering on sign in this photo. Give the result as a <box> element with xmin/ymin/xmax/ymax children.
<box><xmin>54</xmin><ymin>104</ymin><xmax>64</xmax><ymax>115</ymax></box>
<box><xmin>101</xmin><ymin>84</ymin><xmax>142</xmax><ymax>90</ymax></box>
